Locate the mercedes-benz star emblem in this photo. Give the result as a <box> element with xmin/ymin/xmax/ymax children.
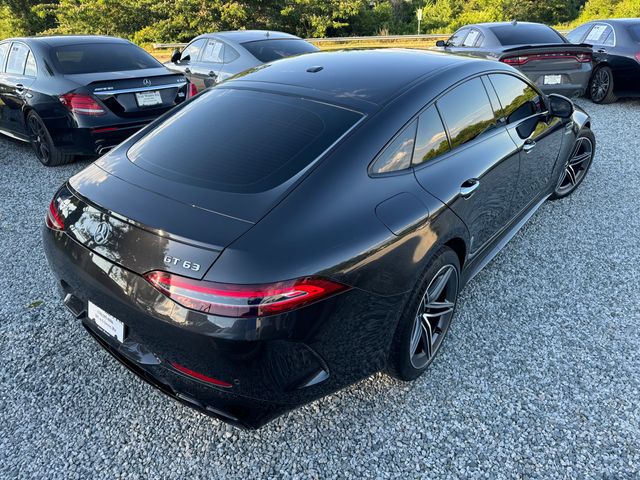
<box><xmin>93</xmin><ymin>222</ymin><xmax>112</xmax><ymax>245</ymax></box>
<box><xmin>143</xmin><ymin>78</ymin><xmax>152</xmax><ymax>87</ymax></box>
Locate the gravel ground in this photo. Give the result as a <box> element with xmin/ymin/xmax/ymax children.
<box><xmin>1</xmin><ymin>99</ymin><xmax>640</xmax><ymax>479</ymax></box>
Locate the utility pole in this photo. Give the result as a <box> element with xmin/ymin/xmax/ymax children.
<box><xmin>416</xmin><ymin>8</ymin><xmax>423</xmax><ymax>35</ymax></box>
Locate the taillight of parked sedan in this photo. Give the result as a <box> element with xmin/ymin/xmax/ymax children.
<box><xmin>187</xmin><ymin>83</ymin><xmax>198</xmax><ymax>98</ymax></box>
<box><xmin>635</xmin><ymin>52</ymin><xmax>640</xmax><ymax>63</ymax></box>
<box><xmin>501</xmin><ymin>52</ymin><xmax>592</xmax><ymax>66</ymax></box>
<box><xmin>145</xmin><ymin>271</ymin><xmax>350</xmax><ymax>317</ymax></box>
<box><xmin>45</xmin><ymin>198</ymin><xmax>65</xmax><ymax>231</ymax></box>
<box><xmin>59</xmin><ymin>93</ymin><xmax>106</xmax><ymax>116</ymax></box>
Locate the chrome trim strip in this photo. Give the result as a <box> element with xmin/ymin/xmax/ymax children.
<box><xmin>0</xmin><ymin>127</ymin><xmax>30</xmax><ymax>142</ymax></box>
<box><xmin>94</xmin><ymin>84</ymin><xmax>183</xmax><ymax>96</ymax></box>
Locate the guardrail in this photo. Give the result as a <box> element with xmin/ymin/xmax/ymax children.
<box><xmin>152</xmin><ymin>34</ymin><xmax>450</xmax><ymax>50</ymax></box>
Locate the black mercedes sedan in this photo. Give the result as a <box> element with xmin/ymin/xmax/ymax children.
<box><xmin>566</xmin><ymin>18</ymin><xmax>640</xmax><ymax>103</ymax></box>
<box><xmin>435</xmin><ymin>21</ymin><xmax>593</xmax><ymax>97</ymax></box>
<box><xmin>0</xmin><ymin>36</ymin><xmax>191</xmax><ymax>166</ymax></box>
<box><xmin>43</xmin><ymin>49</ymin><xmax>595</xmax><ymax>429</ymax></box>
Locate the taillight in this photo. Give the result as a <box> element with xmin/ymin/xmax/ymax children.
<box><xmin>187</xmin><ymin>83</ymin><xmax>198</xmax><ymax>98</ymax></box>
<box><xmin>501</xmin><ymin>52</ymin><xmax>592</xmax><ymax>66</ymax></box>
<box><xmin>635</xmin><ymin>52</ymin><xmax>640</xmax><ymax>63</ymax></box>
<box><xmin>144</xmin><ymin>271</ymin><xmax>350</xmax><ymax>318</ymax></box>
<box><xmin>45</xmin><ymin>198</ymin><xmax>64</xmax><ymax>230</ymax></box>
<box><xmin>502</xmin><ymin>55</ymin><xmax>528</xmax><ymax>66</ymax></box>
<box><xmin>59</xmin><ymin>93</ymin><xmax>106</xmax><ymax>116</ymax></box>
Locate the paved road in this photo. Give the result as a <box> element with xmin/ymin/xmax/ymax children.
<box><xmin>1</xmin><ymin>99</ymin><xmax>639</xmax><ymax>479</ymax></box>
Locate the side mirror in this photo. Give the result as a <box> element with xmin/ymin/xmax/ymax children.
<box><xmin>435</xmin><ymin>40</ymin><xmax>446</xmax><ymax>47</ymax></box>
<box><xmin>548</xmin><ymin>93</ymin><xmax>574</xmax><ymax>119</ymax></box>
<box><xmin>170</xmin><ymin>49</ymin><xmax>181</xmax><ymax>63</ymax></box>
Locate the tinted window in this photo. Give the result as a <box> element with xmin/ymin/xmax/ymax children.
<box><xmin>566</xmin><ymin>23</ymin><xmax>592</xmax><ymax>43</ymax></box>
<box><xmin>201</xmin><ymin>40</ymin><xmax>224</xmax><ymax>63</ymax></box>
<box><xmin>128</xmin><ymin>89</ymin><xmax>362</xmax><ymax>193</ymax></box>
<box><xmin>584</xmin><ymin>24</ymin><xmax>614</xmax><ymax>46</ymax></box>
<box><xmin>437</xmin><ymin>78</ymin><xmax>496</xmax><ymax>148</ymax></box>
<box><xmin>628</xmin><ymin>24</ymin><xmax>640</xmax><ymax>43</ymax></box>
<box><xmin>448</xmin><ymin>28</ymin><xmax>470</xmax><ymax>47</ymax></box>
<box><xmin>51</xmin><ymin>43</ymin><xmax>160</xmax><ymax>74</ymax></box>
<box><xmin>490</xmin><ymin>24</ymin><xmax>565</xmax><ymax>46</ymax></box>
<box><xmin>241</xmin><ymin>39</ymin><xmax>318</xmax><ymax>62</ymax></box>
<box><xmin>370</xmin><ymin>121</ymin><xmax>417</xmax><ymax>174</ymax></box>
<box><xmin>0</xmin><ymin>43</ymin><xmax>9</xmax><ymax>72</ymax></box>
<box><xmin>412</xmin><ymin>106</ymin><xmax>449</xmax><ymax>166</ymax></box>
<box><xmin>489</xmin><ymin>74</ymin><xmax>542</xmax><ymax>124</ymax></box>
<box><xmin>6</xmin><ymin>42</ymin><xmax>29</xmax><ymax>75</ymax></box>
<box><xmin>24</xmin><ymin>51</ymin><xmax>37</xmax><ymax>76</ymax></box>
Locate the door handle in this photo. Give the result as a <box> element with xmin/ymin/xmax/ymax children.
<box><xmin>184</xmin><ymin>68</ymin><xmax>191</xmax><ymax>74</ymax></box>
<box><xmin>523</xmin><ymin>140</ymin><xmax>536</xmax><ymax>153</ymax></box>
<box><xmin>597</xmin><ymin>48</ymin><xmax>606</xmax><ymax>53</ymax></box>
<box><xmin>15</xmin><ymin>83</ymin><xmax>25</xmax><ymax>93</ymax></box>
<box><xmin>460</xmin><ymin>179</ymin><xmax>480</xmax><ymax>198</ymax></box>
<box><xmin>208</xmin><ymin>71</ymin><xmax>217</xmax><ymax>78</ymax></box>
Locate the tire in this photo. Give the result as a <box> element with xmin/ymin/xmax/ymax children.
<box><xmin>387</xmin><ymin>246</ymin><xmax>460</xmax><ymax>381</ymax></box>
<box><xmin>549</xmin><ymin>128</ymin><xmax>595</xmax><ymax>201</ymax></box>
<box><xmin>589</xmin><ymin>66</ymin><xmax>617</xmax><ymax>104</ymax></box>
<box><xmin>26</xmin><ymin>111</ymin><xmax>75</xmax><ymax>166</ymax></box>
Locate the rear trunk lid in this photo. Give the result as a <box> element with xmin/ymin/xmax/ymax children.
<box><xmin>64</xmin><ymin>163</ymin><xmax>255</xmax><ymax>279</ymax></box>
<box><xmin>65</xmin><ymin>68</ymin><xmax>188</xmax><ymax>118</ymax></box>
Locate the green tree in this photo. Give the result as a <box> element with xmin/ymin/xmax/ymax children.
<box><xmin>278</xmin><ymin>0</ymin><xmax>366</xmax><ymax>37</ymax></box>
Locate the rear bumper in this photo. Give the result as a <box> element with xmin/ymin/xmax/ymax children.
<box><xmin>520</xmin><ymin>65</ymin><xmax>591</xmax><ymax>97</ymax></box>
<box><xmin>42</xmin><ymin>225</ymin><xmax>404</xmax><ymax>428</ymax></box>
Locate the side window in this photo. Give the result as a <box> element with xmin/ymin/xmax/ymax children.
<box><xmin>370</xmin><ymin>120</ymin><xmax>417</xmax><ymax>174</ymax></box>
<box><xmin>180</xmin><ymin>39</ymin><xmax>206</xmax><ymax>63</ymax></box>
<box><xmin>448</xmin><ymin>28</ymin><xmax>470</xmax><ymax>47</ymax></box>
<box><xmin>224</xmin><ymin>45</ymin><xmax>240</xmax><ymax>63</ymax></box>
<box><xmin>412</xmin><ymin>106</ymin><xmax>450</xmax><ymax>166</ymax></box>
<box><xmin>437</xmin><ymin>78</ymin><xmax>496</xmax><ymax>149</ymax></box>
<box><xmin>201</xmin><ymin>39</ymin><xmax>225</xmax><ymax>63</ymax></box>
<box><xmin>6</xmin><ymin>42</ymin><xmax>30</xmax><ymax>75</ymax></box>
<box><xmin>24</xmin><ymin>51</ymin><xmax>37</xmax><ymax>77</ymax></box>
<box><xmin>585</xmin><ymin>24</ymin><xmax>613</xmax><ymax>46</ymax></box>
<box><xmin>488</xmin><ymin>74</ymin><xmax>542</xmax><ymax>124</ymax></box>
<box><xmin>566</xmin><ymin>24</ymin><xmax>591</xmax><ymax>44</ymax></box>
<box><xmin>0</xmin><ymin>43</ymin><xmax>9</xmax><ymax>72</ymax></box>
<box><xmin>462</xmin><ymin>29</ymin><xmax>481</xmax><ymax>47</ymax></box>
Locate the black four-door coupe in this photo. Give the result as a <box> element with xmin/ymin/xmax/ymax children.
<box><xmin>435</xmin><ymin>21</ymin><xmax>593</xmax><ymax>97</ymax></box>
<box><xmin>43</xmin><ymin>49</ymin><xmax>595</xmax><ymax>429</ymax></box>
<box><xmin>566</xmin><ymin>18</ymin><xmax>640</xmax><ymax>103</ymax></box>
<box><xmin>0</xmin><ymin>36</ymin><xmax>191</xmax><ymax>166</ymax></box>
<box><xmin>165</xmin><ymin>30</ymin><xmax>318</xmax><ymax>91</ymax></box>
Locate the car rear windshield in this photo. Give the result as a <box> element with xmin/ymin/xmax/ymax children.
<box><xmin>628</xmin><ymin>24</ymin><xmax>640</xmax><ymax>42</ymax></box>
<box><xmin>241</xmin><ymin>39</ymin><xmax>318</xmax><ymax>63</ymax></box>
<box><xmin>127</xmin><ymin>89</ymin><xmax>362</xmax><ymax>193</ymax></box>
<box><xmin>490</xmin><ymin>24</ymin><xmax>565</xmax><ymax>46</ymax></box>
<box><xmin>50</xmin><ymin>43</ymin><xmax>161</xmax><ymax>74</ymax></box>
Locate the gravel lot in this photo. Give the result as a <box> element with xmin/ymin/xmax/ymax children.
<box><xmin>1</xmin><ymin>99</ymin><xmax>640</xmax><ymax>479</ymax></box>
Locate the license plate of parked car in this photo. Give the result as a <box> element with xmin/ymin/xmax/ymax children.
<box><xmin>543</xmin><ymin>75</ymin><xmax>562</xmax><ymax>85</ymax></box>
<box><xmin>88</xmin><ymin>301</ymin><xmax>125</xmax><ymax>343</ymax></box>
<box><xmin>135</xmin><ymin>90</ymin><xmax>162</xmax><ymax>107</ymax></box>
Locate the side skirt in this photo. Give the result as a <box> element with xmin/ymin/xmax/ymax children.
<box><xmin>463</xmin><ymin>193</ymin><xmax>550</xmax><ymax>284</ymax></box>
<box><xmin>0</xmin><ymin>127</ymin><xmax>30</xmax><ymax>143</ymax></box>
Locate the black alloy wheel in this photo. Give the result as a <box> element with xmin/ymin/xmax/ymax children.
<box><xmin>551</xmin><ymin>128</ymin><xmax>595</xmax><ymax>200</ymax></box>
<box><xmin>26</xmin><ymin>111</ymin><xmax>74</xmax><ymax>166</ymax></box>
<box><xmin>589</xmin><ymin>66</ymin><xmax>617</xmax><ymax>104</ymax></box>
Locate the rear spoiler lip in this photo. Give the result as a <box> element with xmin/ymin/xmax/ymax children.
<box><xmin>499</xmin><ymin>43</ymin><xmax>593</xmax><ymax>57</ymax></box>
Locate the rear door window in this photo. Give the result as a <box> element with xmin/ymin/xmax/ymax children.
<box><xmin>128</xmin><ymin>89</ymin><xmax>363</xmax><ymax>193</ymax></box>
<box><xmin>201</xmin><ymin>39</ymin><xmax>225</xmax><ymax>63</ymax></box>
<box><xmin>566</xmin><ymin>23</ymin><xmax>592</xmax><ymax>43</ymax></box>
<box><xmin>448</xmin><ymin>28</ymin><xmax>470</xmax><ymax>47</ymax></box>
<box><xmin>585</xmin><ymin>24</ymin><xmax>614</xmax><ymax>46</ymax></box>
<box><xmin>180</xmin><ymin>39</ymin><xmax>206</xmax><ymax>64</ymax></box>
<box><xmin>462</xmin><ymin>29</ymin><xmax>482</xmax><ymax>47</ymax></box>
<box><xmin>0</xmin><ymin>43</ymin><xmax>9</xmax><ymax>72</ymax></box>
<box><xmin>412</xmin><ymin>106</ymin><xmax>450</xmax><ymax>166</ymax></box>
<box><xmin>488</xmin><ymin>74</ymin><xmax>543</xmax><ymax>124</ymax></box>
<box><xmin>6</xmin><ymin>42</ymin><xmax>29</xmax><ymax>75</ymax></box>
<box><xmin>437</xmin><ymin>78</ymin><xmax>496</xmax><ymax>148</ymax></box>
<box><xmin>370</xmin><ymin>121</ymin><xmax>417</xmax><ymax>174</ymax></box>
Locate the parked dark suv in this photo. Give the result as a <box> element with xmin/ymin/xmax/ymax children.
<box><xmin>0</xmin><ymin>36</ymin><xmax>192</xmax><ymax>166</ymax></box>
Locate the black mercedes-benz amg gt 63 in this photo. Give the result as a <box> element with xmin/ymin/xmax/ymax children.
<box><xmin>0</xmin><ymin>36</ymin><xmax>192</xmax><ymax>166</ymax></box>
<box><xmin>43</xmin><ymin>49</ymin><xmax>595</xmax><ymax>429</ymax></box>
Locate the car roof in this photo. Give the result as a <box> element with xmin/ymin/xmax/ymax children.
<box><xmin>225</xmin><ymin>49</ymin><xmax>507</xmax><ymax>110</ymax></box>
<box><xmin>198</xmin><ymin>30</ymin><xmax>301</xmax><ymax>44</ymax></box>
<box><xmin>2</xmin><ymin>35</ymin><xmax>130</xmax><ymax>47</ymax></box>
<box><xmin>470</xmin><ymin>21</ymin><xmax>549</xmax><ymax>28</ymax></box>
<box><xmin>587</xmin><ymin>18</ymin><xmax>640</xmax><ymax>26</ymax></box>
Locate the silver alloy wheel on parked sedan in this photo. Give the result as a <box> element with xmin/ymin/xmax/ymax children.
<box><xmin>555</xmin><ymin>136</ymin><xmax>594</xmax><ymax>197</ymax></box>
<box><xmin>409</xmin><ymin>264</ymin><xmax>459</xmax><ymax>369</ymax></box>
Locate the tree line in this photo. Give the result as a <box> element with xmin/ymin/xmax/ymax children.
<box><xmin>1</xmin><ymin>0</ymin><xmax>638</xmax><ymax>43</ymax></box>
